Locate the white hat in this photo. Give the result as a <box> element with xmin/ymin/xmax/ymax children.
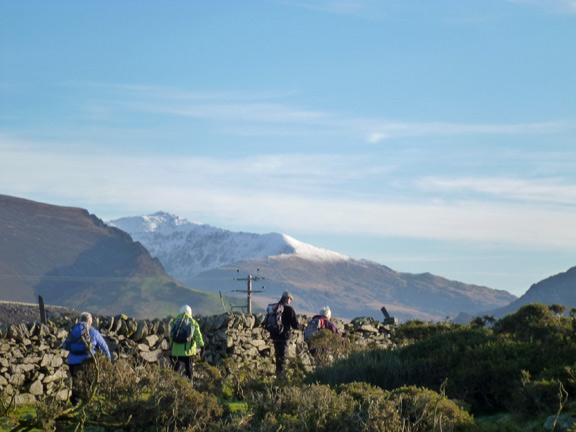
<box><xmin>180</xmin><ymin>305</ymin><xmax>192</xmax><ymax>315</ymax></box>
<box><xmin>319</xmin><ymin>306</ymin><xmax>331</xmax><ymax>319</ymax></box>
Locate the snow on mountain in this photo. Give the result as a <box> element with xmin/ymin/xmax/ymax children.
<box><xmin>107</xmin><ymin>212</ymin><xmax>349</xmax><ymax>284</ymax></box>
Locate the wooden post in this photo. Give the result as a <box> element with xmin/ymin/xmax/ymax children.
<box><xmin>38</xmin><ymin>295</ymin><xmax>46</xmax><ymax>324</ymax></box>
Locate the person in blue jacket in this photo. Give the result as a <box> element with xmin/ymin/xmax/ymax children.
<box><xmin>63</xmin><ymin>311</ymin><xmax>111</xmax><ymax>404</ymax></box>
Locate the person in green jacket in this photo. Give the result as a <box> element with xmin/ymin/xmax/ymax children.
<box><xmin>170</xmin><ymin>305</ymin><xmax>205</xmax><ymax>385</ymax></box>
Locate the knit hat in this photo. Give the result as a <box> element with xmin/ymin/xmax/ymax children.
<box><xmin>319</xmin><ymin>306</ymin><xmax>331</xmax><ymax>319</ymax></box>
<box><xmin>180</xmin><ymin>305</ymin><xmax>192</xmax><ymax>315</ymax></box>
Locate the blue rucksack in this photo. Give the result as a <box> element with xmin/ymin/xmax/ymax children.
<box><xmin>63</xmin><ymin>323</ymin><xmax>91</xmax><ymax>355</ymax></box>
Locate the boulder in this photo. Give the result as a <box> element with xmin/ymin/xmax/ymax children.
<box><xmin>28</xmin><ymin>380</ymin><xmax>43</xmax><ymax>396</ymax></box>
<box><xmin>544</xmin><ymin>415</ymin><xmax>576</xmax><ymax>431</ymax></box>
<box><xmin>140</xmin><ymin>349</ymin><xmax>163</xmax><ymax>363</ymax></box>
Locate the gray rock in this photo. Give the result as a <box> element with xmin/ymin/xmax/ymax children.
<box><xmin>145</xmin><ymin>334</ymin><xmax>159</xmax><ymax>347</ymax></box>
<box><xmin>543</xmin><ymin>415</ymin><xmax>576</xmax><ymax>431</ymax></box>
<box><xmin>14</xmin><ymin>393</ymin><xmax>36</xmax><ymax>406</ymax></box>
<box><xmin>28</xmin><ymin>380</ymin><xmax>43</xmax><ymax>396</ymax></box>
<box><xmin>140</xmin><ymin>349</ymin><xmax>163</xmax><ymax>363</ymax></box>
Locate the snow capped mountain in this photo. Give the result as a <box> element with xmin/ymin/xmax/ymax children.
<box><xmin>107</xmin><ymin>211</ymin><xmax>517</xmax><ymax>321</ymax></box>
<box><xmin>107</xmin><ymin>212</ymin><xmax>349</xmax><ymax>284</ymax></box>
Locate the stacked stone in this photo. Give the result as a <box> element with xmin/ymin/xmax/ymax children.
<box><xmin>345</xmin><ymin>317</ymin><xmax>395</xmax><ymax>350</ymax></box>
<box><xmin>0</xmin><ymin>321</ymin><xmax>69</xmax><ymax>405</ymax></box>
<box><xmin>197</xmin><ymin>313</ymin><xmax>275</xmax><ymax>373</ymax></box>
<box><xmin>0</xmin><ymin>312</ymin><xmax>396</xmax><ymax>405</ymax></box>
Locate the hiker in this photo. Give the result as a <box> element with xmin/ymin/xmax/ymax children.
<box><xmin>170</xmin><ymin>305</ymin><xmax>205</xmax><ymax>386</ymax></box>
<box><xmin>62</xmin><ymin>311</ymin><xmax>111</xmax><ymax>405</ymax></box>
<box><xmin>303</xmin><ymin>306</ymin><xmax>343</xmax><ymax>355</ymax></box>
<box><xmin>265</xmin><ymin>291</ymin><xmax>299</xmax><ymax>376</ymax></box>
<box><xmin>303</xmin><ymin>306</ymin><xmax>341</xmax><ymax>343</ymax></box>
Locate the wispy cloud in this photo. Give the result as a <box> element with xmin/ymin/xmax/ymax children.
<box><xmin>505</xmin><ymin>0</ymin><xmax>576</xmax><ymax>14</ymax></box>
<box><xmin>2</xmin><ymin>138</ymin><xmax>575</xmax><ymax>250</ymax></box>
<box><xmin>417</xmin><ymin>176</ymin><xmax>576</xmax><ymax>205</ymax></box>
<box><xmin>275</xmin><ymin>0</ymin><xmax>388</xmax><ymax>17</ymax></box>
<box><xmin>363</xmin><ymin>120</ymin><xmax>575</xmax><ymax>143</ymax></box>
<box><xmin>58</xmin><ymin>83</ymin><xmax>576</xmax><ymax>147</ymax></box>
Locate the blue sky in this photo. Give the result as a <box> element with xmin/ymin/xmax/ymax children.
<box><xmin>1</xmin><ymin>0</ymin><xmax>575</xmax><ymax>297</ymax></box>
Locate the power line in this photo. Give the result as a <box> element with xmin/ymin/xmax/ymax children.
<box><xmin>232</xmin><ymin>269</ymin><xmax>265</xmax><ymax>314</ymax></box>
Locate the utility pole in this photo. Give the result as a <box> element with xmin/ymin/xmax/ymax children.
<box><xmin>233</xmin><ymin>269</ymin><xmax>265</xmax><ymax>314</ymax></box>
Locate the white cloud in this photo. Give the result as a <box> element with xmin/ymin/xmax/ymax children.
<box><xmin>505</xmin><ymin>0</ymin><xmax>576</xmax><ymax>14</ymax></box>
<box><xmin>417</xmin><ymin>177</ymin><xmax>576</xmax><ymax>205</ymax></box>
<box><xmin>364</xmin><ymin>120</ymin><xmax>575</xmax><ymax>143</ymax></box>
<box><xmin>62</xmin><ymin>83</ymin><xmax>576</xmax><ymax>146</ymax></box>
<box><xmin>2</xmin><ymin>141</ymin><xmax>575</xmax><ymax>250</ymax></box>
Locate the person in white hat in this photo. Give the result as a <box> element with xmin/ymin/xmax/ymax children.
<box><xmin>303</xmin><ymin>306</ymin><xmax>342</xmax><ymax>344</ymax></box>
<box><xmin>169</xmin><ymin>305</ymin><xmax>204</xmax><ymax>386</ymax></box>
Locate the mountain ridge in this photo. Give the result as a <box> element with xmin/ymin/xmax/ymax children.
<box><xmin>486</xmin><ymin>266</ymin><xmax>576</xmax><ymax>319</ymax></box>
<box><xmin>109</xmin><ymin>212</ymin><xmax>517</xmax><ymax>321</ymax></box>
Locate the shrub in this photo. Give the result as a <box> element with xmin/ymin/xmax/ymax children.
<box><xmin>310</xmin><ymin>307</ymin><xmax>576</xmax><ymax>414</ymax></box>
<box><xmin>248</xmin><ymin>383</ymin><xmax>358</xmax><ymax>431</ymax></box>
<box><xmin>26</xmin><ymin>358</ymin><xmax>224</xmax><ymax>431</ymax></box>
<box><xmin>305</xmin><ymin>329</ymin><xmax>348</xmax><ymax>366</ymax></box>
<box><xmin>308</xmin><ymin>346</ymin><xmax>416</xmax><ymax>390</ymax></box>
<box><xmin>492</xmin><ymin>303</ymin><xmax>571</xmax><ymax>343</ymax></box>
<box><xmin>393</xmin><ymin>320</ymin><xmax>461</xmax><ymax>345</ymax></box>
<box><xmin>387</xmin><ymin>385</ymin><xmax>474</xmax><ymax>432</ymax></box>
<box><xmin>246</xmin><ymin>382</ymin><xmax>474</xmax><ymax>432</ymax></box>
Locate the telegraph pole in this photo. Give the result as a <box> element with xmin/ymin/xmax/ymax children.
<box><xmin>233</xmin><ymin>269</ymin><xmax>265</xmax><ymax>314</ymax></box>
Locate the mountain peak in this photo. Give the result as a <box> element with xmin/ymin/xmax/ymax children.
<box><xmin>107</xmin><ymin>213</ymin><xmax>350</xmax><ymax>280</ymax></box>
<box><xmin>116</xmin><ymin>211</ymin><xmax>204</xmax><ymax>233</ymax></box>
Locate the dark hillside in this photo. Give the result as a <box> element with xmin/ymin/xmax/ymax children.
<box><xmin>0</xmin><ymin>195</ymin><xmax>236</xmax><ymax>318</ymax></box>
<box><xmin>490</xmin><ymin>266</ymin><xmax>576</xmax><ymax>317</ymax></box>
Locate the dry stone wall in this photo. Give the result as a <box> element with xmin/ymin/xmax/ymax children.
<box><xmin>0</xmin><ymin>312</ymin><xmax>396</xmax><ymax>405</ymax></box>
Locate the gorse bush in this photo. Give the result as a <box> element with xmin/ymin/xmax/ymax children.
<box><xmin>311</xmin><ymin>303</ymin><xmax>576</xmax><ymax>416</ymax></box>
<box><xmin>246</xmin><ymin>382</ymin><xmax>474</xmax><ymax>432</ymax></box>
<box><xmin>393</xmin><ymin>319</ymin><xmax>462</xmax><ymax>345</ymax></box>
<box><xmin>305</xmin><ymin>328</ymin><xmax>349</xmax><ymax>367</ymax></box>
<box><xmin>492</xmin><ymin>303</ymin><xmax>572</xmax><ymax>342</ymax></box>
<box><xmin>7</xmin><ymin>302</ymin><xmax>576</xmax><ymax>431</ymax></box>
<box><xmin>13</xmin><ymin>358</ymin><xmax>223</xmax><ymax>432</ymax></box>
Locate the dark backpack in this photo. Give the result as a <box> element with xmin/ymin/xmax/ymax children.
<box><xmin>63</xmin><ymin>323</ymin><xmax>91</xmax><ymax>355</ymax></box>
<box><xmin>170</xmin><ymin>315</ymin><xmax>195</xmax><ymax>344</ymax></box>
<box><xmin>264</xmin><ymin>302</ymin><xmax>284</xmax><ymax>334</ymax></box>
<box><xmin>303</xmin><ymin>317</ymin><xmax>326</xmax><ymax>341</ymax></box>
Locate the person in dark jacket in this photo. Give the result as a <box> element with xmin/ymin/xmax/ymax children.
<box><xmin>270</xmin><ymin>291</ymin><xmax>299</xmax><ymax>375</ymax></box>
<box><xmin>63</xmin><ymin>311</ymin><xmax>111</xmax><ymax>405</ymax></box>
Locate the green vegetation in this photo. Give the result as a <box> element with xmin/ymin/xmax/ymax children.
<box><xmin>4</xmin><ymin>303</ymin><xmax>576</xmax><ymax>431</ymax></box>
